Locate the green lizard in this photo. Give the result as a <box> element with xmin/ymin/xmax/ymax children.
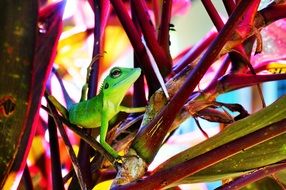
<box><xmin>48</xmin><ymin>67</ymin><xmax>145</xmax><ymax>159</ymax></box>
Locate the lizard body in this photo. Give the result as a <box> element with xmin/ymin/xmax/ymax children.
<box><xmin>49</xmin><ymin>67</ymin><xmax>145</xmax><ymax>158</ymax></box>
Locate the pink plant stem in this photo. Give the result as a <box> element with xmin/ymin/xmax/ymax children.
<box><xmin>131</xmin><ymin>2</ymin><xmax>147</xmax><ymax>106</ymax></box>
<box><xmin>218</xmin><ymin>73</ymin><xmax>286</xmax><ymax>93</ymax></box>
<box><xmin>252</xmin><ymin>57</ymin><xmax>286</xmax><ymax>73</ymax></box>
<box><xmin>157</xmin><ymin>0</ymin><xmax>172</xmax><ymax>55</ymax></box>
<box><xmin>202</xmin><ymin>0</ymin><xmax>224</xmax><ymax>30</ymax></box>
<box><xmin>132</xmin><ymin>0</ymin><xmax>172</xmax><ymax>75</ymax></box>
<box><xmin>132</xmin><ymin>0</ymin><xmax>257</xmax><ymax>163</ymax></box>
<box><xmin>110</xmin><ymin>0</ymin><xmax>161</xmax><ymax>93</ymax></box>
<box><xmin>205</xmin><ymin>55</ymin><xmax>231</xmax><ymax>92</ymax></box>
<box><xmin>259</xmin><ymin>3</ymin><xmax>286</xmax><ymax>25</ymax></box>
<box><xmin>216</xmin><ymin>161</ymin><xmax>286</xmax><ymax>190</ymax></box>
<box><xmin>116</xmin><ymin>118</ymin><xmax>286</xmax><ymax>189</ymax></box>
<box><xmin>201</xmin><ymin>0</ymin><xmax>234</xmax><ymax>90</ymax></box>
<box><xmin>172</xmin><ymin>31</ymin><xmax>217</xmax><ymax>74</ymax></box>
<box><xmin>222</xmin><ymin>0</ymin><xmax>236</xmax><ymax>15</ymax></box>
<box><xmin>152</xmin><ymin>0</ymin><xmax>161</xmax><ymax>28</ymax></box>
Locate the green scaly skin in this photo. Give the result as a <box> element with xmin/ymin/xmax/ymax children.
<box><xmin>49</xmin><ymin>67</ymin><xmax>145</xmax><ymax>159</ymax></box>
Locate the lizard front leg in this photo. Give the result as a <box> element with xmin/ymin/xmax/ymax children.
<box><xmin>100</xmin><ymin>110</ymin><xmax>120</xmax><ymax>159</ymax></box>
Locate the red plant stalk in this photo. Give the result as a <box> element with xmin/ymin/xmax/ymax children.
<box><xmin>157</xmin><ymin>0</ymin><xmax>172</xmax><ymax>56</ymax></box>
<box><xmin>259</xmin><ymin>2</ymin><xmax>286</xmax><ymax>26</ymax></box>
<box><xmin>132</xmin><ymin>0</ymin><xmax>172</xmax><ymax>75</ymax></box>
<box><xmin>110</xmin><ymin>0</ymin><xmax>161</xmax><ymax>94</ymax></box>
<box><xmin>222</xmin><ymin>0</ymin><xmax>236</xmax><ymax>16</ymax></box>
<box><xmin>115</xmin><ymin>118</ymin><xmax>286</xmax><ymax>189</ymax></box>
<box><xmin>172</xmin><ymin>31</ymin><xmax>217</xmax><ymax>74</ymax></box>
<box><xmin>152</xmin><ymin>0</ymin><xmax>161</xmax><ymax>29</ymax></box>
<box><xmin>217</xmin><ymin>73</ymin><xmax>286</xmax><ymax>93</ymax></box>
<box><xmin>202</xmin><ymin>0</ymin><xmax>224</xmax><ymax>30</ymax></box>
<box><xmin>172</xmin><ymin>1</ymin><xmax>286</xmax><ymax>74</ymax></box>
<box><xmin>131</xmin><ymin>3</ymin><xmax>148</xmax><ymax>107</ymax></box>
<box><xmin>132</xmin><ymin>0</ymin><xmax>258</xmax><ymax>163</ymax></box>
<box><xmin>87</xmin><ymin>0</ymin><xmax>110</xmax><ymax>41</ymax></box>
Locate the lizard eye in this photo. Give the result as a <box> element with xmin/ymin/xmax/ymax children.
<box><xmin>104</xmin><ymin>83</ymin><xmax>109</xmax><ymax>89</ymax></box>
<box><xmin>110</xmin><ymin>68</ymin><xmax>121</xmax><ymax>78</ymax></box>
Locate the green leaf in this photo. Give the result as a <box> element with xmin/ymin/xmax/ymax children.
<box><xmin>0</xmin><ymin>1</ymin><xmax>65</xmax><ymax>188</ymax></box>
<box><xmin>154</xmin><ymin>95</ymin><xmax>286</xmax><ymax>183</ymax></box>
<box><xmin>179</xmin><ymin>132</ymin><xmax>286</xmax><ymax>183</ymax></box>
<box><xmin>0</xmin><ymin>1</ymin><xmax>38</xmax><ymax>187</ymax></box>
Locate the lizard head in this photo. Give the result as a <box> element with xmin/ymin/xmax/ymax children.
<box><xmin>101</xmin><ymin>67</ymin><xmax>141</xmax><ymax>97</ymax></box>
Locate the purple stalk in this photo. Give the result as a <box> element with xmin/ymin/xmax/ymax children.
<box><xmin>132</xmin><ymin>0</ymin><xmax>258</xmax><ymax>163</ymax></box>
<box><xmin>206</xmin><ymin>55</ymin><xmax>231</xmax><ymax>91</ymax></box>
<box><xmin>46</xmin><ymin>93</ymin><xmax>87</xmax><ymax>189</ymax></box>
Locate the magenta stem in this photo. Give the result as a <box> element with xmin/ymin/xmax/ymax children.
<box><xmin>110</xmin><ymin>0</ymin><xmax>161</xmax><ymax>93</ymax></box>
<box><xmin>202</xmin><ymin>0</ymin><xmax>224</xmax><ymax>30</ymax></box>
<box><xmin>172</xmin><ymin>31</ymin><xmax>217</xmax><ymax>74</ymax></box>
<box><xmin>132</xmin><ymin>0</ymin><xmax>172</xmax><ymax>75</ymax></box>
<box><xmin>158</xmin><ymin>0</ymin><xmax>172</xmax><ymax>55</ymax></box>
<box><xmin>222</xmin><ymin>0</ymin><xmax>236</xmax><ymax>15</ymax></box>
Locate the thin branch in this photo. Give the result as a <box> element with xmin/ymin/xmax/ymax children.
<box><xmin>46</xmin><ymin>93</ymin><xmax>87</xmax><ymax>190</ymax></box>
<box><xmin>47</xmin><ymin>113</ymin><xmax>65</xmax><ymax>189</ymax></box>
<box><xmin>172</xmin><ymin>31</ymin><xmax>217</xmax><ymax>74</ymax></box>
<box><xmin>62</xmin><ymin>119</ymin><xmax>115</xmax><ymax>164</ymax></box>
